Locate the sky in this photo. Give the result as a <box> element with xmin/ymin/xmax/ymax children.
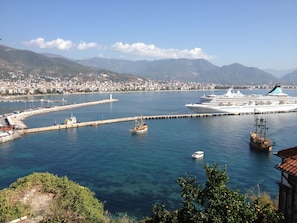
<box><xmin>1</xmin><ymin>0</ymin><xmax>297</xmax><ymax>70</ymax></box>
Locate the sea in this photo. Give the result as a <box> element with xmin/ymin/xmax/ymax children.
<box><xmin>0</xmin><ymin>89</ymin><xmax>297</xmax><ymax>220</ymax></box>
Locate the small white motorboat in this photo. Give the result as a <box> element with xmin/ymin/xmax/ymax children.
<box><xmin>192</xmin><ymin>151</ymin><xmax>204</xmax><ymax>159</ymax></box>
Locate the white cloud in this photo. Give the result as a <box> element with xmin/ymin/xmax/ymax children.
<box><xmin>25</xmin><ymin>38</ymin><xmax>74</xmax><ymax>50</ymax></box>
<box><xmin>111</xmin><ymin>42</ymin><xmax>214</xmax><ymax>60</ymax></box>
<box><xmin>24</xmin><ymin>38</ymin><xmax>215</xmax><ymax>60</ymax></box>
<box><xmin>77</xmin><ymin>41</ymin><xmax>99</xmax><ymax>50</ymax></box>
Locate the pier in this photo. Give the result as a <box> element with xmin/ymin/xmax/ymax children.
<box><xmin>19</xmin><ymin>109</ymin><xmax>297</xmax><ymax>135</ymax></box>
<box><xmin>0</xmin><ymin>97</ymin><xmax>119</xmax><ymax>142</ymax></box>
<box><xmin>6</xmin><ymin>98</ymin><xmax>119</xmax><ymax>129</ymax></box>
<box><xmin>20</xmin><ymin>114</ymin><xmax>216</xmax><ymax>134</ymax></box>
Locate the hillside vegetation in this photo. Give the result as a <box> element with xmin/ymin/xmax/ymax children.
<box><xmin>0</xmin><ymin>172</ymin><xmax>106</xmax><ymax>222</ymax></box>
<box><xmin>0</xmin><ymin>45</ymin><xmax>144</xmax><ymax>82</ymax></box>
<box><xmin>0</xmin><ymin>165</ymin><xmax>284</xmax><ymax>223</ymax></box>
<box><xmin>0</xmin><ymin>46</ymin><xmax>92</xmax><ymax>77</ymax></box>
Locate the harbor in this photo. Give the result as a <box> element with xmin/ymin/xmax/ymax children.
<box><xmin>1</xmin><ymin>90</ymin><xmax>297</xmax><ymax>141</ymax></box>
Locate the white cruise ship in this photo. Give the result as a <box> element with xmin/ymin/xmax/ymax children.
<box><xmin>185</xmin><ymin>84</ymin><xmax>297</xmax><ymax>114</ymax></box>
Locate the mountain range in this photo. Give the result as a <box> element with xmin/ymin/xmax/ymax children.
<box><xmin>0</xmin><ymin>45</ymin><xmax>143</xmax><ymax>82</ymax></box>
<box><xmin>0</xmin><ymin>45</ymin><xmax>296</xmax><ymax>85</ymax></box>
<box><xmin>76</xmin><ymin>57</ymin><xmax>297</xmax><ymax>85</ymax></box>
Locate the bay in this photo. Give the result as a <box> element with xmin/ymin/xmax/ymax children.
<box><xmin>0</xmin><ymin>89</ymin><xmax>297</xmax><ymax>219</ymax></box>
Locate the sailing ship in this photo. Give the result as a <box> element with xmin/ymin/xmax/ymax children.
<box><xmin>249</xmin><ymin>115</ymin><xmax>272</xmax><ymax>152</ymax></box>
<box><xmin>130</xmin><ymin>116</ymin><xmax>148</xmax><ymax>134</ymax></box>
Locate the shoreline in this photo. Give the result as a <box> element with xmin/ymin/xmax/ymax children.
<box><xmin>1</xmin><ymin>86</ymin><xmax>288</xmax><ymax>100</ymax></box>
<box><xmin>2</xmin><ymin>85</ymin><xmax>297</xmax><ymax>101</ymax></box>
<box><xmin>0</xmin><ymin>90</ymin><xmax>199</xmax><ymax>100</ymax></box>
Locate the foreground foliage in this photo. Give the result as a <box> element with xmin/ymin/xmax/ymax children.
<box><xmin>0</xmin><ymin>166</ymin><xmax>284</xmax><ymax>223</ymax></box>
<box><xmin>0</xmin><ymin>172</ymin><xmax>106</xmax><ymax>222</ymax></box>
<box><xmin>143</xmin><ymin>164</ymin><xmax>284</xmax><ymax>223</ymax></box>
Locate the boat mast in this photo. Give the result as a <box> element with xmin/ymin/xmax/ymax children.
<box><xmin>253</xmin><ymin>114</ymin><xmax>268</xmax><ymax>138</ymax></box>
<box><xmin>262</xmin><ymin>118</ymin><xmax>268</xmax><ymax>138</ymax></box>
<box><xmin>254</xmin><ymin>115</ymin><xmax>259</xmax><ymax>133</ymax></box>
<box><xmin>258</xmin><ymin>117</ymin><xmax>268</xmax><ymax>138</ymax></box>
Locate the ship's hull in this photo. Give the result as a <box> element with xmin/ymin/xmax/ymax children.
<box><xmin>130</xmin><ymin>125</ymin><xmax>148</xmax><ymax>134</ymax></box>
<box><xmin>185</xmin><ymin>85</ymin><xmax>297</xmax><ymax>114</ymax></box>
<box><xmin>185</xmin><ymin>103</ymin><xmax>297</xmax><ymax>114</ymax></box>
<box><xmin>249</xmin><ymin>140</ymin><xmax>272</xmax><ymax>152</ymax></box>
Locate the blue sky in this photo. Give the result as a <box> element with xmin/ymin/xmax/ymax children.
<box><xmin>1</xmin><ymin>0</ymin><xmax>296</xmax><ymax>70</ymax></box>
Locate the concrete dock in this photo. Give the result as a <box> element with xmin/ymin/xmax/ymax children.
<box><xmin>19</xmin><ymin>109</ymin><xmax>297</xmax><ymax>135</ymax></box>
<box><xmin>20</xmin><ymin>114</ymin><xmax>212</xmax><ymax>134</ymax></box>
<box><xmin>15</xmin><ymin>112</ymin><xmax>253</xmax><ymax>134</ymax></box>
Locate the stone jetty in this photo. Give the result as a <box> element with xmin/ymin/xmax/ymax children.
<box><xmin>7</xmin><ymin>98</ymin><xmax>118</xmax><ymax>129</ymax></box>
<box><xmin>0</xmin><ymin>97</ymin><xmax>118</xmax><ymax>142</ymax></box>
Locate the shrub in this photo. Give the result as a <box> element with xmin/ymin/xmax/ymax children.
<box><xmin>0</xmin><ymin>172</ymin><xmax>106</xmax><ymax>222</ymax></box>
<box><xmin>142</xmin><ymin>164</ymin><xmax>284</xmax><ymax>223</ymax></box>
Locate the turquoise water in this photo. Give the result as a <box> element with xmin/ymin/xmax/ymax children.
<box><xmin>0</xmin><ymin>90</ymin><xmax>297</xmax><ymax>219</ymax></box>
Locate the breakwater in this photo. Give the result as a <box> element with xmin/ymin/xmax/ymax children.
<box><xmin>20</xmin><ymin>114</ymin><xmax>214</xmax><ymax>134</ymax></box>
<box><xmin>7</xmin><ymin>98</ymin><xmax>119</xmax><ymax>129</ymax></box>
<box><xmin>21</xmin><ymin>117</ymin><xmax>136</xmax><ymax>134</ymax></box>
<box><xmin>1</xmin><ymin>97</ymin><xmax>118</xmax><ymax>142</ymax></box>
<box><xmin>19</xmin><ymin>109</ymin><xmax>297</xmax><ymax>134</ymax></box>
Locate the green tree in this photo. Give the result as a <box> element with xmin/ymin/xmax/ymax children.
<box><xmin>143</xmin><ymin>164</ymin><xmax>284</xmax><ymax>223</ymax></box>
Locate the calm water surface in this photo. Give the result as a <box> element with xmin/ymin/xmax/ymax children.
<box><xmin>0</xmin><ymin>90</ymin><xmax>297</xmax><ymax>219</ymax></box>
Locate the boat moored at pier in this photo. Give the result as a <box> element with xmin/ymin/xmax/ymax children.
<box><xmin>185</xmin><ymin>84</ymin><xmax>297</xmax><ymax>114</ymax></box>
<box><xmin>64</xmin><ymin>113</ymin><xmax>77</xmax><ymax>124</ymax></box>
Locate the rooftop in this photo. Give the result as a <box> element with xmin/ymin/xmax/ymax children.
<box><xmin>275</xmin><ymin>146</ymin><xmax>297</xmax><ymax>177</ymax></box>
